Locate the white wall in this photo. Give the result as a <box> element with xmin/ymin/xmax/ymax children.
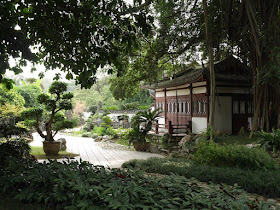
<box><xmin>193</xmin><ymin>87</ymin><xmax>207</xmax><ymax>94</ymax></box>
<box><xmin>155</xmin><ymin>91</ymin><xmax>165</xmax><ymax>97</ymax></box>
<box><xmin>166</xmin><ymin>89</ymin><xmax>190</xmax><ymax>96</ymax></box>
<box><xmin>158</xmin><ymin>116</ymin><xmax>165</xmax><ymax>125</ymax></box>
<box><xmin>213</xmin><ymin>96</ymin><xmax>232</xmax><ymax>134</ymax></box>
<box><xmin>192</xmin><ymin>117</ymin><xmax>208</xmax><ymax>134</ymax></box>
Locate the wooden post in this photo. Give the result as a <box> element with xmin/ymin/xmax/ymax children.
<box><xmin>168</xmin><ymin>121</ymin><xmax>173</xmax><ymax>134</ymax></box>
<box><xmin>164</xmin><ymin>88</ymin><xmax>167</xmax><ymax>127</ymax></box>
<box><xmin>155</xmin><ymin>120</ymin><xmax>159</xmax><ymax>134</ymax></box>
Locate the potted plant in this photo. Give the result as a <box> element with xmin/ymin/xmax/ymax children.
<box><xmin>129</xmin><ymin>109</ymin><xmax>161</xmax><ymax>151</ymax></box>
<box><xmin>21</xmin><ymin>81</ymin><xmax>76</xmax><ymax>155</ymax></box>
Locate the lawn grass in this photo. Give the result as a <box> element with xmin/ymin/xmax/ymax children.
<box><xmin>30</xmin><ymin>146</ymin><xmax>79</xmax><ymax>159</ymax></box>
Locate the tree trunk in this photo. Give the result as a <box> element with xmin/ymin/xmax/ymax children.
<box><xmin>35</xmin><ymin>121</ymin><xmax>46</xmax><ymax>139</ymax></box>
<box><xmin>203</xmin><ymin>0</ymin><xmax>216</xmax><ymax>137</ymax></box>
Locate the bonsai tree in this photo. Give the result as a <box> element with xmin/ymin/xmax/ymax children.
<box><xmin>21</xmin><ymin>81</ymin><xmax>76</xmax><ymax>142</ymax></box>
<box><xmin>130</xmin><ymin>108</ymin><xmax>162</xmax><ymax>144</ymax></box>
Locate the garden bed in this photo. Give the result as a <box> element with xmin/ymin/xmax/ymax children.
<box><xmin>123</xmin><ymin>157</ymin><xmax>280</xmax><ymax>198</ymax></box>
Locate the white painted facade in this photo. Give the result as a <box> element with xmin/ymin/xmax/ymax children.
<box><xmin>192</xmin><ymin>117</ymin><xmax>208</xmax><ymax>134</ymax></box>
<box><xmin>157</xmin><ymin>116</ymin><xmax>165</xmax><ymax>126</ymax></box>
<box><xmin>213</xmin><ymin>96</ymin><xmax>232</xmax><ymax>134</ymax></box>
<box><xmin>155</xmin><ymin>91</ymin><xmax>165</xmax><ymax>98</ymax></box>
<box><xmin>166</xmin><ymin>89</ymin><xmax>190</xmax><ymax>96</ymax></box>
<box><xmin>193</xmin><ymin>87</ymin><xmax>207</xmax><ymax>94</ymax></box>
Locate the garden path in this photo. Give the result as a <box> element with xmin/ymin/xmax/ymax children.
<box><xmin>30</xmin><ymin>133</ymin><xmax>165</xmax><ymax>168</ymax></box>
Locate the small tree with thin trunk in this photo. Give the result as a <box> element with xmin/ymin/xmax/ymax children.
<box><xmin>21</xmin><ymin>81</ymin><xmax>76</xmax><ymax>142</ymax></box>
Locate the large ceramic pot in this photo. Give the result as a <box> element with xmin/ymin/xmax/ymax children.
<box><xmin>43</xmin><ymin>141</ymin><xmax>61</xmax><ymax>155</ymax></box>
<box><xmin>133</xmin><ymin>141</ymin><xmax>150</xmax><ymax>152</ymax></box>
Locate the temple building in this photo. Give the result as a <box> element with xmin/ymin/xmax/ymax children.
<box><xmin>142</xmin><ymin>56</ymin><xmax>253</xmax><ymax>134</ymax></box>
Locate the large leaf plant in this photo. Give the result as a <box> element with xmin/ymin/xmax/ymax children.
<box><xmin>129</xmin><ymin>108</ymin><xmax>162</xmax><ymax>144</ymax></box>
<box><xmin>257</xmin><ymin>128</ymin><xmax>280</xmax><ymax>154</ymax></box>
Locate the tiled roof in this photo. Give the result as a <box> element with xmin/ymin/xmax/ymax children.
<box><xmin>142</xmin><ymin>56</ymin><xmax>252</xmax><ymax>89</ymax></box>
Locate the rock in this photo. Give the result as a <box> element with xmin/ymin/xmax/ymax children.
<box><xmin>102</xmin><ymin>135</ymin><xmax>109</xmax><ymax>140</ymax></box>
<box><xmin>149</xmin><ymin>143</ymin><xmax>161</xmax><ymax>154</ymax></box>
<box><xmin>178</xmin><ymin>135</ymin><xmax>193</xmax><ymax>149</ymax></box>
<box><xmin>95</xmin><ymin>136</ymin><xmax>103</xmax><ymax>142</ymax></box>
<box><xmin>91</xmin><ymin>133</ymin><xmax>98</xmax><ymax>139</ymax></box>
<box><xmin>159</xmin><ymin>148</ymin><xmax>169</xmax><ymax>154</ymax></box>
<box><xmin>58</xmin><ymin>138</ymin><xmax>67</xmax><ymax>151</ymax></box>
<box><xmin>195</xmin><ymin>136</ymin><xmax>205</xmax><ymax>145</ymax></box>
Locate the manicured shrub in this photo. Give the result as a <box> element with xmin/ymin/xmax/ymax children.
<box><xmin>92</xmin><ymin>125</ymin><xmax>116</xmax><ymax>136</ymax></box>
<box><xmin>0</xmin><ymin>158</ymin><xmax>277</xmax><ymax>209</ymax></box>
<box><xmin>123</xmin><ymin>157</ymin><xmax>280</xmax><ymax>198</ymax></box>
<box><xmin>194</xmin><ymin>141</ymin><xmax>278</xmax><ymax>170</ymax></box>
<box><xmin>81</xmin><ymin>132</ymin><xmax>92</xmax><ymax>137</ymax></box>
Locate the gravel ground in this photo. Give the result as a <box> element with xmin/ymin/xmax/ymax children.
<box><xmin>96</xmin><ymin>140</ymin><xmax>135</xmax><ymax>151</ymax></box>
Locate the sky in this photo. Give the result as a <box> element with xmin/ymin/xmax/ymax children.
<box><xmin>7</xmin><ymin>58</ymin><xmax>62</xmax><ymax>80</ymax></box>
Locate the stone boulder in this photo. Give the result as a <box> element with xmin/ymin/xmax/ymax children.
<box><xmin>58</xmin><ymin>138</ymin><xmax>67</xmax><ymax>151</ymax></box>
<box><xmin>195</xmin><ymin>136</ymin><xmax>205</xmax><ymax>145</ymax></box>
<box><xmin>95</xmin><ymin>136</ymin><xmax>103</xmax><ymax>142</ymax></box>
<box><xmin>178</xmin><ymin>135</ymin><xmax>193</xmax><ymax>149</ymax></box>
<box><xmin>149</xmin><ymin>143</ymin><xmax>161</xmax><ymax>154</ymax></box>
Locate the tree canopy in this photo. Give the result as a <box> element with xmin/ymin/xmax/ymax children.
<box><xmin>2</xmin><ymin>0</ymin><xmax>279</xmax><ymax>131</ymax></box>
<box><xmin>1</xmin><ymin>0</ymin><xmax>153</xmax><ymax>88</ymax></box>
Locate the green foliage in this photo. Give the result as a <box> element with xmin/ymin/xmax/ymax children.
<box><xmin>21</xmin><ymin>108</ymin><xmax>44</xmax><ymax>120</ymax></box>
<box><xmin>0</xmin><ymin>139</ymin><xmax>31</xmax><ymax>170</ymax></box>
<box><xmin>130</xmin><ymin>108</ymin><xmax>162</xmax><ymax>143</ymax></box>
<box><xmin>48</xmin><ymin>81</ymin><xmax>67</xmax><ymax>95</ymax></box>
<box><xmin>120</xmin><ymin>102</ymin><xmax>140</xmax><ymax>110</ymax></box>
<box><xmin>101</xmin><ymin>116</ymin><xmax>112</xmax><ymax>127</ymax></box>
<box><xmin>123</xmin><ymin>128</ymin><xmax>143</xmax><ymax>145</ymax></box>
<box><xmin>257</xmin><ymin>129</ymin><xmax>280</xmax><ymax>153</ymax></box>
<box><xmin>16</xmin><ymin>83</ymin><xmax>42</xmax><ymax>108</ymax></box>
<box><xmin>0</xmin><ymin>104</ymin><xmax>28</xmax><ymax>138</ymax></box>
<box><xmin>84</xmin><ymin>115</ymin><xmax>98</xmax><ymax>131</ymax></box>
<box><xmin>104</xmin><ymin>105</ymin><xmax>119</xmax><ymax>110</ymax></box>
<box><xmin>0</xmin><ymin>158</ymin><xmax>277</xmax><ymax>209</ymax></box>
<box><xmin>214</xmin><ymin>134</ymin><xmax>258</xmax><ymax>145</ymax></box>
<box><xmin>22</xmin><ymin>81</ymin><xmax>76</xmax><ymax>142</ymax></box>
<box><xmin>201</xmin><ymin>125</ymin><xmax>216</xmax><ymax>140</ymax></box>
<box><xmin>194</xmin><ymin>141</ymin><xmax>278</xmax><ymax>170</ymax></box>
<box><xmin>92</xmin><ymin>126</ymin><xmax>116</xmax><ymax>137</ymax></box>
<box><xmin>123</xmin><ymin>157</ymin><xmax>280</xmax><ymax>198</ymax></box>
<box><xmin>123</xmin><ymin>89</ymin><xmax>153</xmax><ymax>107</ymax></box>
<box><xmin>0</xmin><ymin>84</ymin><xmax>25</xmax><ymax>106</ymax></box>
<box><xmin>87</xmin><ymin>105</ymin><xmax>97</xmax><ymax>114</ymax></box>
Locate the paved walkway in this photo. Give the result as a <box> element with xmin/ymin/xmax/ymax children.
<box><xmin>30</xmin><ymin>133</ymin><xmax>165</xmax><ymax>168</ymax></box>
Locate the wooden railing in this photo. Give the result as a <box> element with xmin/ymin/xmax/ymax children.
<box><xmin>153</xmin><ymin>120</ymin><xmax>192</xmax><ymax>135</ymax></box>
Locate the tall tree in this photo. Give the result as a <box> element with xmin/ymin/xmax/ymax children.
<box><xmin>202</xmin><ymin>0</ymin><xmax>215</xmax><ymax>130</ymax></box>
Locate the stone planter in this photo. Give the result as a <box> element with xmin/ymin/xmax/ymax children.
<box><xmin>43</xmin><ymin>141</ymin><xmax>61</xmax><ymax>155</ymax></box>
<box><xmin>133</xmin><ymin>141</ymin><xmax>150</xmax><ymax>152</ymax></box>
